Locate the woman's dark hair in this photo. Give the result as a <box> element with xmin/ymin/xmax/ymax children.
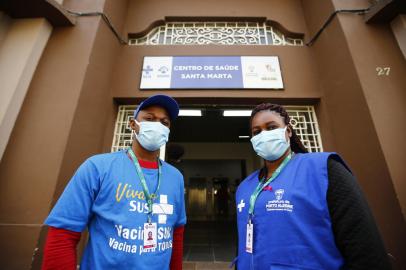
<box><xmin>250</xmin><ymin>103</ymin><xmax>308</xmax><ymax>154</ymax></box>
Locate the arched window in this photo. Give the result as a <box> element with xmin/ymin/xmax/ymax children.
<box><xmin>129</xmin><ymin>22</ymin><xmax>303</xmax><ymax>46</ymax></box>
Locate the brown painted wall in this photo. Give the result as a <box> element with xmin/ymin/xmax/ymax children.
<box><xmin>0</xmin><ymin>0</ymin><xmax>405</xmax><ymax>268</ymax></box>
<box><xmin>111</xmin><ymin>46</ymin><xmax>322</xmax><ymax>100</ymax></box>
<box><xmin>0</xmin><ymin>16</ymin><xmax>100</xmax><ymax>269</ymax></box>
<box><xmin>0</xmin><ymin>0</ymin><xmax>128</xmax><ymax>269</ymax></box>
<box><xmin>124</xmin><ymin>0</ymin><xmax>308</xmax><ymax>36</ymax></box>
<box><xmin>303</xmin><ymin>0</ymin><xmax>406</xmax><ymax>268</ymax></box>
<box><xmin>334</xmin><ymin>0</ymin><xmax>406</xmax><ymax>229</ymax></box>
<box><xmin>112</xmin><ymin>0</ymin><xmax>320</xmax><ymax>100</ymax></box>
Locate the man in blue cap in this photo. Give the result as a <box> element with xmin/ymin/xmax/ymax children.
<box><xmin>42</xmin><ymin>95</ymin><xmax>186</xmax><ymax>270</ymax></box>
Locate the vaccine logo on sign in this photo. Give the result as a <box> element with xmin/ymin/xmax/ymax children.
<box><xmin>142</xmin><ymin>65</ymin><xmax>153</xmax><ymax>78</ymax></box>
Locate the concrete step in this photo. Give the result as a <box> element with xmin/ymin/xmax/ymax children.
<box><xmin>183</xmin><ymin>261</ymin><xmax>232</xmax><ymax>270</ymax></box>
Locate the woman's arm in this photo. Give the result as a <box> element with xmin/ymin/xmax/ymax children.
<box><xmin>327</xmin><ymin>157</ymin><xmax>391</xmax><ymax>270</ymax></box>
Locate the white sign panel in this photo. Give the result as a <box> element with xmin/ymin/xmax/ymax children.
<box><xmin>140</xmin><ymin>56</ymin><xmax>283</xmax><ymax>89</ymax></box>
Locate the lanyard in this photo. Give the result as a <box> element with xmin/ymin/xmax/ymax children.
<box><xmin>248</xmin><ymin>152</ymin><xmax>293</xmax><ymax>219</ymax></box>
<box><xmin>128</xmin><ymin>148</ymin><xmax>162</xmax><ymax>223</ymax></box>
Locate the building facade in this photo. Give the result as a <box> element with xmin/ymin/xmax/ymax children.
<box><xmin>0</xmin><ymin>0</ymin><xmax>405</xmax><ymax>269</ymax></box>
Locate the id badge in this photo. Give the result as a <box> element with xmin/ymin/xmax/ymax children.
<box><xmin>246</xmin><ymin>223</ymin><xmax>253</xmax><ymax>253</ymax></box>
<box><xmin>143</xmin><ymin>223</ymin><xmax>157</xmax><ymax>249</ymax></box>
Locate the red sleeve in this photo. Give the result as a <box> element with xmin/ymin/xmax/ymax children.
<box><xmin>42</xmin><ymin>226</ymin><xmax>81</xmax><ymax>270</ymax></box>
<box><xmin>170</xmin><ymin>226</ymin><xmax>185</xmax><ymax>270</ymax></box>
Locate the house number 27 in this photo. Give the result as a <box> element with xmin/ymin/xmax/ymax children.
<box><xmin>376</xmin><ymin>67</ymin><xmax>390</xmax><ymax>76</ymax></box>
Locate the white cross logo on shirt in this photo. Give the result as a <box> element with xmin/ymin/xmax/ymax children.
<box><xmin>152</xmin><ymin>195</ymin><xmax>173</xmax><ymax>224</ymax></box>
<box><xmin>237</xmin><ymin>199</ymin><xmax>245</xmax><ymax>212</ymax></box>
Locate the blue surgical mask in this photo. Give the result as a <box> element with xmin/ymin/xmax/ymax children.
<box><xmin>250</xmin><ymin>127</ymin><xmax>290</xmax><ymax>161</ymax></box>
<box><xmin>134</xmin><ymin>120</ymin><xmax>170</xmax><ymax>151</ymax></box>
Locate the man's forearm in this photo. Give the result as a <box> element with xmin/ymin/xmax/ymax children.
<box><xmin>42</xmin><ymin>226</ymin><xmax>81</xmax><ymax>270</ymax></box>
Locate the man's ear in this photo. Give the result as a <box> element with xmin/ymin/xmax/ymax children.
<box><xmin>130</xmin><ymin>119</ymin><xmax>139</xmax><ymax>133</ymax></box>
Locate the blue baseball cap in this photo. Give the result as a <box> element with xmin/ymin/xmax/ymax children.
<box><xmin>134</xmin><ymin>94</ymin><xmax>179</xmax><ymax>121</ymax></box>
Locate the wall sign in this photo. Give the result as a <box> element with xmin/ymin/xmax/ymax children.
<box><xmin>140</xmin><ymin>56</ymin><xmax>283</xmax><ymax>89</ymax></box>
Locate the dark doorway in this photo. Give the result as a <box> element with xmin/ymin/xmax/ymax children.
<box><xmin>166</xmin><ymin>105</ymin><xmax>260</xmax><ymax>264</ymax></box>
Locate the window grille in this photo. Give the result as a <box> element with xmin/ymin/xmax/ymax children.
<box><xmin>111</xmin><ymin>105</ymin><xmax>322</xmax><ymax>152</ymax></box>
<box><xmin>129</xmin><ymin>22</ymin><xmax>303</xmax><ymax>46</ymax></box>
<box><xmin>285</xmin><ymin>106</ymin><xmax>323</xmax><ymax>152</ymax></box>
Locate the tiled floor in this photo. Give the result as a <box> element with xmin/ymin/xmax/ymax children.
<box><xmin>183</xmin><ymin>220</ymin><xmax>237</xmax><ymax>269</ymax></box>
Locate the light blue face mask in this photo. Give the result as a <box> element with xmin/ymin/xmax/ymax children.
<box><xmin>250</xmin><ymin>127</ymin><xmax>290</xmax><ymax>161</ymax></box>
<box><xmin>134</xmin><ymin>120</ymin><xmax>170</xmax><ymax>151</ymax></box>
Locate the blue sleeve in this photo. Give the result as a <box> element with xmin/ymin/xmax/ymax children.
<box><xmin>44</xmin><ymin>158</ymin><xmax>100</xmax><ymax>232</ymax></box>
<box><xmin>175</xmin><ymin>175</ymin><xmax>187</xmax><ymax>227</ymax></box>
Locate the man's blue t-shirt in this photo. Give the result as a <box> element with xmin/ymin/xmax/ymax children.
<box><xmin>45</xmin><ymin>150</ymin><xmax>187</xmax><ymax>270</ymax></box>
